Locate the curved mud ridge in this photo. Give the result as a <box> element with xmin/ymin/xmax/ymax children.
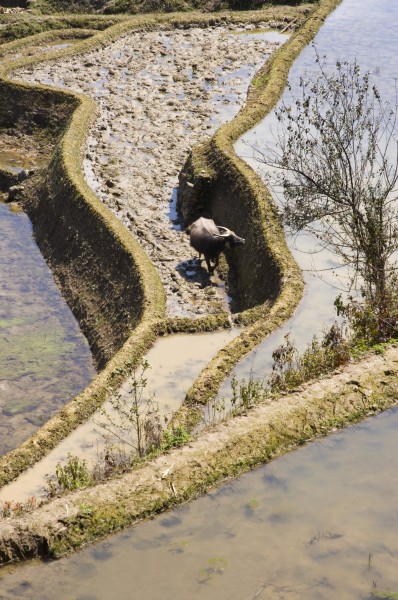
<box><xmin>0</xmin><ymin>344</ymin><xmax>397</xmax><ymax>564</ymax></box>
<box><xmin>0</xmin><ymin>0</ymin><xmax>355</xmax><ymax>562</ymax></box>
<box><xmin>0</xmin><ymin>7</ymin><xmax>306</xmax><ymax>486</ymax></box>
<box><xmin>14</xmin><ymin>24</ymin><xmax>282</xmax><ymax>319</ymax></box>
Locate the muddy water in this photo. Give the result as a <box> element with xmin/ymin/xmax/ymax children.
<box><xmin>0</xmin><ymin>150</ymin><xmax>32</xmax><ymax>173</ymax></box>
<box><xmin>0</xmin><ymin>38</ymin><xmax>85</xmax><ymax>63</ymax></box>
<box><xmin>0</xmin><ymin>29</ymin><xmax>287</xmax><ymax>501</ymax></box>
<box><xmin>0</xmin><ymin>328</ymin><xmax>239</xmax><ymax>503</ymax></box>
<box><xmin>1</xmin><ymin>1</ymin><xmax>397</xmax><ymax>594</ymax></box>
<box><xmin>1</xmin><ymin>406</ymin><xmax>397</xmax><ymax>599</ymax></box>
<box><xmin>43</xmin><ymin>39</ymin><xmax>83</xmax><ymax>50</ymax></box>
<box><xmin>0</xmin><ymin>199</ymin><xmax>96</xmax><ymax>455</ymax></box>
<box><xmin>220</xmin><ymin>0</ymin><xmax>398</xmax><ymax>391</ymax></box>
<box><xmin>14</xmin><ymin>26</ymin><xmax>288</xmax><ymax>319</ymax></box>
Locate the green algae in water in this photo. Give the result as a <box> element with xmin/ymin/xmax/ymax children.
<box><xmin>0</xmin><ymin>202</ymin><xmax>96</xmax><ymax>453</ymax></box>
<box><xmin>1</xmin><ymin>323</ymin><xmax>79</xmax><ymax>415</ymax></box>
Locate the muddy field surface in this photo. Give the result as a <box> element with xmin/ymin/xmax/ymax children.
<box><xmin>13</xmin><ymin>24</ymin><xmax>285</xmax><ymax>318</ymax></box>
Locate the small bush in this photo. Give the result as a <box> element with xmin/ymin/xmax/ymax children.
<box><xmin>92</xmin><ymin>443</ymin><xmax>135</xmax><ymax>480</ymax></box>
<box><xmin>267</xmin><ymin>325</ymin><xmax>350</xmax><ymax>394</ymax></box>
<box><xmin>0</xmin><ymin>496</ymin><xmax>38</xmax><ymax>517</ymax></box>
<box><xmin>95</xmin><ymin>360</ymin><xmax>162</xmax><ymax>459</ymax></box>
<box><xmin>225</xmin><ymin>323</ymin><xmax>351</xmax><ymax>412</ymax></box>
<box><xmin>335</xmin><ymin>289</ymin><xmax>398</xmax><ymax>348</ymax></box>
<box><xmin>46</xmin><ymin>454</ymin><xmax>93</xmax><ymax>496</ymax></box>
<box><xmin>161</xmin><ymin>425</ymin><xmax>191</xmax><ymax>450</ymax></box>
<box><xmin>230</xmin><ymin>373</ymin><xmax>264</xmax><ymax>413</ymax></box>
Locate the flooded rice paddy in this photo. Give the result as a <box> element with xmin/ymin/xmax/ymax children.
<box><xmin>0</xmin><ymin>150</ymin><xmax>31</xmax><ymax>174</ymax></box>
<box><xmin>0</xmin><ymin>27</ymin><xmax>288</xmax><ymax>501</ymax></box>
<box><xmin>14</xmin><ymin>26</ymin><xmax>288</xmax><ymax>319</ymax></box>
<box><xmin>223</xmin><ymin>0</ymin><xmax>398</xmax><ymax>388</ymax></box>
<box><xmin>1</xmin><ymin>406</ymin><xmax>397</xmax><ymax>599</ymax></box>
<box><xmin>0</xmin><ymin>37</ymin><xmax>86</xmax><ymax>63</ymax></box>
<box><xmin>0</xmin><ymin>0</ymin><xmax>397</xmax><ymax>596</ymax></box>
<box><xmin>0</xmin><ymin>327</ymin><xmax>239</xmax><ymax>503</ymax></box>
<box><xmin>0</xmin><ymin>198</ymin><xmax>96</xmax><ymax>455</ymax></box>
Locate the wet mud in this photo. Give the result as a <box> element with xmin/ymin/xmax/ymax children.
<box><xmin>14</xmin><ymin>25</ymin><xmax>287</xmax><ymax>318</ymax></box>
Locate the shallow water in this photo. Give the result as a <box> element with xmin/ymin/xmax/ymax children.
<box><xmin>15</xmin><ymin>24</ymin><xmax>287</xmax><ymax>319</ymax></box>
<box><xmin>0</xmin><ymin>150</ymin><xmax>32</xmax><ymax>173</ymax></box>
<box><xmin>1</xmin><ymin>1</ymin><xmax>397</xmax><ymax>595</ymax></box>
<box><xmin>0</xmin><ymin>327</ymin><xmax>239</xmax><ymax>503</ymax></box>
<box><xmin>43</xmin><ymin>39</ymin><xmax>82</xmax><ymax>51</ymax></box>
<box><xmin>222</xmin><ymin>0</ymin><xmax>398</xmax><ymax>388</ymax></box>
<box><xmin>0</xmin><ymin>25</ymin><xmax>287</xmax><ymax>500</ymax></box>
<box><xmin>1</xmin><ymin>406</ymin><xmax>397</xmax><ymax>599</ymax></box>
<box><xmin>0</xmin><ymin>200</ymin><xmax>96</xmax><ymax>455</ymax></box>
<box><xmin>1</xmin><ymin>38</ymin><xmax>84</xmax><ymax>62</ymax></box>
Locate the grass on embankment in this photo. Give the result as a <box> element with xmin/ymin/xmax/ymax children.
<box><xmin>0</xmin><ymin>0</ymin><xmax>358</xmax><ymax>565</ymax></box>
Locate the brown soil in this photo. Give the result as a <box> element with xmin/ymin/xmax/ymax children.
<box><xmin>0</xmin><ymin>344</ymin><xmax>397</xmax><ymax>563</ymax></box>
<box><xmin>0</xmin><ymin>129</ymin><xmax>50</xmax><ymax>169</ymax></box>
<box><xmin>13</xmin><ymin>23</ymin><xmax>287</xmax><ymax>319</ymax></box>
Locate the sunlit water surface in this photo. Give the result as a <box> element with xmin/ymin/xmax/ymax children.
<box><xmin>0</xmin><ymin>28</ymin><xmax>287</xmax><ymax>502</ymax></box>
<box><xmin>0</xmin><ymin>0</ymin><xmax>397</xmax><ymax>596</ymax></box>
<box><xmin>0</xmin><ymin>200</ymin><xmax>96</xmax><ymax>454</ymax></box>
<box><xmin>1</xmin><ymin>406</ymin><xmax>397</xmax><ymax>599</ymax></box>
<box><xmin>221</xmin><ymin>0</ymin><xmax>398</xmax><ymax>390</ymax></box>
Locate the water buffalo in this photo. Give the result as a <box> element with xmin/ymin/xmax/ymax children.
<box><xmin>189</xmin><ymin>217</ymin><xmax>245</xmax><ymax>274</ymax></box>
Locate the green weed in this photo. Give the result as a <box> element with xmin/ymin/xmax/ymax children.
<box><xmin>95</xmin><ymin>360</ymin><xmax>162</xmax><ymax>459</ymax></box>
<box><xmin>268</xmin><ymin>324</ymin><xmax>350</xmax><ymax>395</ymax></box>
<box><xmin>46</xmin><ymin>454</ymin><xmax>93</xmax><ymax>496</ymax></box>
<box><xmin>161</xmin><ymin>425</ymin><xmax>191</xmax><ymax>451</ymax></box>
<box><xmin>231</xmin><ymin>372</ymin><xmax>264</xmax><ymax>413</ymax></box>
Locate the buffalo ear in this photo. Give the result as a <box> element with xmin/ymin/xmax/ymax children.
<box><xmin>225</xmin><ymin>241</ymin><xmax>231</xmax><ymax>249</ymax></box>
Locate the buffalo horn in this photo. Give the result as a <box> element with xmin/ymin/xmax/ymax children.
<box><xmin>216</xmin><ymin>226</ymin><xmax>231</xmax><ymax>237</ymax></box>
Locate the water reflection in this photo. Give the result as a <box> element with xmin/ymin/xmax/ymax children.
<box><xmin>0</xmin><ymin>201</ymin><xmax>96</xmax><ymax>455</ymax></box>
<box><xmin>222</xmin><ymin>0</ymin><xmax>398</xmax><ymax>389</ymax></box>
<box><xmin>0</xmin><ymin>149</ymin><xmax>32</xmax><ymax>174</ymax></box>
<box><xmin>0</xmin><ymin>20</ymin><xmax>286</xmax><ymax>501</ymax></box>
<box><xmin>0</xmin><ymin>0</ymin><xmax>397</xmax><ymax>597</ymax></box>
<box><xmin>0</xmin><ymin>327</ymin><xmax>239</xmax><ymax>503</ymax></box>
<box><xmin>1</xmin><ymin>407</ymin><xmax>397</xmax><ymax>599</ymax></box>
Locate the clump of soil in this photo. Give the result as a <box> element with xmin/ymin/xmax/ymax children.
<box><xmin>0</xmin><ymin>128</ymin><xmax>49</xmax><ymax>171</ymax></box>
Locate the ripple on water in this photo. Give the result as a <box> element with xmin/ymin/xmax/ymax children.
<box><xmin>1</xmin><ymin>407</ymin><xmax>397</xmax><ymax>599</ymax></box>
<box><xmin>1</xmin><ymin>2</ymin><xmax>397</xmax><ymax>598</ymax></box>
<box><xmin>0</xmin><ymin>201</ymin><xmax>96</xmax><ymax>455</ymax></box>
